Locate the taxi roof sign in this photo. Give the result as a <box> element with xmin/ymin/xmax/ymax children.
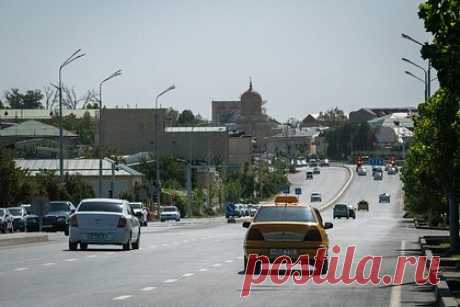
<box><xmin>274</xmin><ymin>195</ymin><xmax>299</xmax><ymax>205</ymax></box>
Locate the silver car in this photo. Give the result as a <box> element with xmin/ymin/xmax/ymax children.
<box><xmin>69</xmin><ymin>198</ymin><xmax>141</xmax><ymax>251</ymax></box>
<box><xmin>160</xmin><ymin>206</ymin><xmax>181</xmax><ymax>222</ymax></box>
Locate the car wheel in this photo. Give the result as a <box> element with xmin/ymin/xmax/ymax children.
<box><xmin>123</xmin><ymin>235</ymin><xmax>132</xmax><ymax>251</ymax></box>
<box><xmin>132</xmin><ymin>231</ymin><xmax>140</xmax><ymax>250</ymax></box>
<box><xmin>69</xmin><ymin>241</ymin><xmax>78</xmax><ymax>251</ymax></box>
<box><xmin>80</xmin><ymin>243</ymin><xmax>88</xmax><ymax>251</ymax></box>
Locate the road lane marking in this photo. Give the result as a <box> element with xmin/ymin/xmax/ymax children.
<box><xmin>105</xmin><ymin>252</ymin><xmax>115</xmax><ymax>256</ymax></box>
<box><xmin>212</xmin><ymin>263</ymin><xmax>222</xmax><ymax>267</ymax></box>
<box><xmin>43</xmin><ymin>262</ymin><xmax>56</xmax><ymax>266</ymax></box>
<box><xmin>87</xmin><ymin>255</ymin><xmax>97</xmax><ymax>258</ymax></box>
<box><xmin>14</xmin><ymin>267</ymin><xmax>28</xmax><ymax>271</ymax></box>
<box><xmin>225</xmin><ymin>260</ymin><xmax>233</xmax><ymax>263</ymax></box>
<box><xmin>236</xmin><ymin>256</ymin><xmax>243</xmax><ymax>260</ymax></box>
<box><xmin>389</xmin><ymin>240</ymin><xmax>405</xmax><ymax>307</ymax></box>
<box><xmin>163</xmin><ymin>279</ymin><xmax>177</xmax><ymax>283</ymax></box>
<box><xmin>199</xmin><ymin>268</ymin><xmax>208</xmax><ymax>272</ymax></box>
<box><xmin>64</xmin><ymin>258</ymin><xmax>77</xmax><ymax>262</ymax></box>
<box><xmin>150</xmin><ymin>245</ymin><xmax>157</xmax><ymax>249</ymax></box>
<box><xmin>113</xmin><ymin>295</ymin><xmax>132</xmax><ymax>301</ymax></box>
<box><xmin>183</xmin><ymin>273</ymin><xmax>195</xmax><ymax>277</ymax></box>
<box><xmin>141</xmin><ymin>287</ymin><xmax>156</xmax><ymax>292</ymax></box>
<box><xmin>161</xmin><ymin>243</ymin><xmax>169</xmax><ymax>247</ymax></box>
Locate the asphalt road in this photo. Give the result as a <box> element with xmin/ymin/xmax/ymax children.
<box><xmin>0</xmin><ymin>166</ymin><xmax>436</xmax><ymax>307</ymax></box>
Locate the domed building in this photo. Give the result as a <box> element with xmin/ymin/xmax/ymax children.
<box><xmin>240</xmin><ymin>81</ymin><xmax>263</xmax><ymax>116</ymax></box>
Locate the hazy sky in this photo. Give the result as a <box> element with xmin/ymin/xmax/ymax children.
<box><xmin>0</xmin><ymin>0</ymin><xmax>435</xmax><ymax>121</ymax></box>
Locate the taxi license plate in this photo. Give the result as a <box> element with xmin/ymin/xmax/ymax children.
<box><xmin>270</xmin><ymin>249</ymin><xmax>297</xmax><ymax>257</ymax></box>
<box><xmin>87</xmin><ymin>233</ymin><xmax>107</xmax><ymax>240</ymax></box>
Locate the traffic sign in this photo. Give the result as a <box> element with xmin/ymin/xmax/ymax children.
<box><xmin>295</xmin><ymin>188</ymin><xmax>302</xmax><ymax>195</ymax></box>
<box><xmin>281</xmin><ymin>185</ymin><xmax>290</xmax><ymax>194</ymax></box>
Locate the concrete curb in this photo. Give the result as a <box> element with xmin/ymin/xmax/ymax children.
<box><xmin>0</xmin><ymin>233</ymin><xmax>48</xmax><ymax>247</ymax></box>
<box><xmin>319</xmin><ymin>165</ymin><xmax>354</xmax><ymax>212</ymax></box>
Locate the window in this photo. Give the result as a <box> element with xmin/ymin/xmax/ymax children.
<box><xmin>78</xmin><ymin>202</ymin><xmax>123</xmax><ymax>213</ymax></box>
<box><xmin>254</xmin><ymin>207</ymin><xmax>315</xmax><ymax>223</ymax></box>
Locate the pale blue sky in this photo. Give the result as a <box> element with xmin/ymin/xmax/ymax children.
<box><xmin>0</xmin><ymin>0</ymin><xmax>435</xmax><ymax>121</ymax></box>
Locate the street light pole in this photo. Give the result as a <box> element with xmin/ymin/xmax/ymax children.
<box><xmin>58</xmin><ymin>49</ymin><xmax>86</xmax><ymax>179</ymax></box>
<box><xmin>401</xmin><ymin>33</ymin><xmax>432</xmax><ymax>99</ymax></box>
<box><xmin>154</xmin><ymin>85</ymin><xmax>175</xmax><ymax>205</ymax></box>
<box><xmin>402</xmin><ymin>57</ymin><xmax>428</xmax><ymax>101</ymax></box>
<box><xmin>98</xmin><ymin>69</ymin><xmax>122</xmax><ymax>197</ymax></box>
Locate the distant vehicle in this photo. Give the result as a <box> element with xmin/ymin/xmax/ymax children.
<box><xmin>0</xmin><ymin>208</ymin><xmax>14</xmax><ymax>233</ymax></box>
<box><xmin>309</xmin><ymin>159</ymin><xmax>318</xmax><ymax>167</ymax></box>
<box><xmin>306</xmin><ymin>171</ymin><xmax>313</xmax><ymax>180</ymax></box>
<box><xmin>319</xmin><ymin>159</ymin><xmax>330</xmax><ymax>167</ymax></box>
<box><xmin>347</xmin><ymin>205</ymin><xmax>356</xmax><ymax>219</ymax></box>
<box><xmin>373</xmin><ymin>171</ymin><xmax>383</xmax><ymax>181</ymax></box>
<box><xmin>129</xmin><ymin>202</ymin><xmax>148</xmax><ymax>226</ymax></box>
<box><xmin>372</xmin><ymin>166</ymin><xmax>383</xmax><ymax>176</ymax></box>
<box><xmin>160</xmin><ymin>206</ymin><xmax>181</xmax><ymax>222</ymax></box>
<box><xmin>42</xmin><ymin>201</ymin><xmax>75</xmax><ymax>232</ymax></box>
<box><xmin>8</xmin><ymin>207</ymin><xmax>28</xmax><ymax>232</ymax></box>
<box><xmin>248</xmin><ymin>204</ymin><xmax>259</xmax><ymax>217</ymax></box>
<box><xmin>379</xmin><ymin>193</ymin><xmax>391</xmax><ymax>203</ymax></box>
<box><xmin>69</xmin><ymin>198</ymin><xmax>141</xmax><ymax>251</ymax></box>
<box><xmin>357</xmin><ymin>200</ymin><xmax>369</xmax><ymax>211</ymax></box>
<box><xmin>387</xmin><ymin>167</ymin><xmax>397</xmax><ymax>175</ymax></box>
<box><xmin>313</xmin><ymin>167</ymin><xmax>321</xmax><ymax>174</ymax></box>
<box><xmin>225</xmin><ymin>203</ymin><xmax>242</xmax><ymax>218</ymax></box>
<box><xmin>333</xmin><ymin>204</ymin><xmax>354</xmax><ymax>219</ymax></box>
<box><xmin>310</xmin><ymin>192</ymin><xmax>322</xmax><ymax>202</ymax></box>
<box><xmin>357</xmin><ymin>167</ymin><xmax>367</xmax><ymax>176</ymax></box>
<box><xmin>241</xmin><ymin>204</ymin><xmax>250</xmax><ymax>216</ymax></box>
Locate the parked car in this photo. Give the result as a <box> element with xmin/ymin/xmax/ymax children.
<box><xmin>129</xmin><ymin>202</ymin><xmax>148</xmax><ymax>226</ymax></box>
<box><xmin>42</xmin><ymin>201</ymin><xmax>75</xmax><ymax>232</ymax></box>
<box><xmin>0</xmin><ymin>208</ymin><xmax>14</xmax><ymax>233</ymax></box>
<box><xmin>8</xmin><ymin>207</ymin><xmax>28</xmax><ymax>231</ymax></box>
<box><xmin>319</xmin><ymin>159</ymin><xmax>330</xmax><ymax>167</ymax></box>
<box><xmin>160</xmin><ymin>206</ymin><xmax>181</xmax><ymax>222</ymax></box>
<box><xmin>313</xmin><ymin>167</ymin><xmax>321</xmax><ymax>175</ymax></box>
<box><xmin>333</xmin><ymin>204</ymin><xmax>354</xmax><ymax>219</ymax></box>
<box><xmin>379</xmin><ymin>193</ymin><xmax>391</xmax><ymax>203</ymax></box>
<box><xmin>306</xmin><ymin>171</ymin><xmax>313</xmax><ymax>180</ymax></box>
<box><xmin>310</xmin><ymin>192</ymin><xmax>322</xmax><ymax>202</ymax></box>
<box><xmin>357</xmin><ymin>167</ymin><xmax>367</xmax><ymax>176</ymax></box>
<box><xmin>69</xmin><ymin>198</ymin><xmax>141</xmax><ymax>251</ymax></box>
<box><xmin>357</xmin><ymin>200</ymin><xmax>369</xmax><ymax>211</ymax></box>
<box><xmin>25</xmin><ymin>214</ymin><xmax>40</xmax><ymax>232</ymax></box>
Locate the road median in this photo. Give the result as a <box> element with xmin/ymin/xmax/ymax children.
<box><xmin>319</xmin><ymin>164</ymin><xmax>354</xmax><ymax>212</ymax></box>
<box><xmin>0</xmin><ymin>232</ymin><xmax>48</xmax><ymax>247</ymax></box>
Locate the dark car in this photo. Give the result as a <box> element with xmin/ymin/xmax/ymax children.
<box><xmin>0</xmin><ymin>208</ymin><xmax>14</xmax><ymax>233</ymax></box>
<box><xmin>306</xmin><ymin>171</ymin><xmax>313</xmax><ymax>180</ymax></box>
<box><xmin>42</xmin><ymin>201</ymin><xmax>75</xmax><ymax>232</ymax></box>
<box><xmin>8</xmin><ymin>207</ymin><xmax>28</xmax><ymax>232</ymax></box>
<box><xmin>357</xmin><ymin>200</ymin><xmax>369</xmax><ymax>211</ymax></box>
<box><xmin>25</xmin><ymin>214</ymin><xmax>40</xmax><ymax>232</ymax></box>
<box><xmin>333</xmin><ymin>204</ymin><xmax>355</xmax><ymax>219</ymax></box>
<box><xmin>225</xmin><ymin>203</ymin><xmax>243</xmax><ymax>219</ymax></box>
<box><xmin>379</xmin><ymin>193</ymin><xmax>391</xmax><ymax>203</ymax></box>
<box><xmin>373</xmin><ymin>170</ymin><xmax>383</xmax><ymax>181</ymax></box>
<box><xmin>310</xmin><ymin>192</ymin><xmax>322</xmax><ymax>202</ymax></box>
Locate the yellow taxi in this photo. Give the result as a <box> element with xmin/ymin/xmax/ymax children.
<box><xmin>242</xmin><ymin>195</ymin><xmax>333</xmax><ymax>272</ymax></box>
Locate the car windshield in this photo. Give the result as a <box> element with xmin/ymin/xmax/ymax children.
<box><xmin>335</xmin><ymin>205</ymin><xmax>347</xmax><ymax>211</ymax></box>
<box><xmin>48</xmin><ymin>202</ymin><xmax>68</xmax><ymax>212</ymax></box>
<box><xmin>9</xmin><ymin>208</ymin><xmax>22</xmax><ymax>216</ymax></box>
<box><xmin>254</xmin><ymin>207</ymin><xmax>315</xmax><ymax>223</ymax></box>
<box><xmin>129</xmin><ymin>203</ymin><xmax>142</xmax><ymax>209</ymax></box>
<box><xmin>162</xmin><ymin>207</ymin><xmax>177</xmax><ymax>212</ymax></box>
<box><xmin>78</xmin><ymin>202</ymin><xmax>123</xmax><ymax>213</ymax></box>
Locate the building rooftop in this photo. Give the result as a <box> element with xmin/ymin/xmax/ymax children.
<box><xmin>14</xmin><ymin>159</ymin><xmax>143</xmax><ymax>177</ymax></box>
<box><xmin>165</xmin><ymin>127</ymin><xmax>227</xmax><ymax>133</ymax></box>
<box><xmin>0</xmin><ymin>120</ymin><xmax>77</xmax><ymax>137</ymax></box>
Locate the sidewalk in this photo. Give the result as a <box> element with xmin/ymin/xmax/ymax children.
<box><xmin>0</xmin><ymin>232</ymin><xmax>48</xmax><ymax>247</ymax></box>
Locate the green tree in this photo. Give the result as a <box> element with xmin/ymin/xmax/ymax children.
<box><xmin>317</xmin><ymin>107</ymin><xmax>347</xmax><ymax>128</ymax></box>
<box><xmin>4</xmin><ymin>88</ymin><xmax>44</xmax><ymax>109</ymax></box>
<box><xmin>177</xmin><ymin>110</ymin><xmax>197</xmax><ymax>126</ymax></box>
<box><xmin>0</xmin><ymin>152</ymin><xmax>26</xmax><ymax>207</ymax></box>
<box><xmin>418</xmin><ymin>0</ymin><xmax>460</xmax><ymax>251</ymax></box>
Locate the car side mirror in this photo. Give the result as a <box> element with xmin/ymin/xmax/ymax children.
<box><xmin>242</xmin><ymin>221</ymin><xmax>251</xmax><ymax>228</ymax></box>
<box><xmin>324</xmin><ymin>222</ymin><xmax>333</xmax><ymax>229</ymax></box>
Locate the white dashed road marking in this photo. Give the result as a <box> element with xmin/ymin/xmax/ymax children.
<box><xmin>87</xmin><ymin>255</ymin><xmax>97</xmax><ymax>258</ymax></box>
<box><xmin>164</xmin><ymin>279</ymin><xmax>177</xmax><ymax>283</ymax></box>
<box><xmin>225</xmin><ymin>260</ymin><xmax>233</xmax><ymax>263</ymax></box>
<box><xmin>141</xmin><ymin>287</ymin><xmax>156</xmax><ymax>292</ymax></box>
<box><xmin>212</xmin><ymin>263</ymin><xmax>222</xmax><ymax>267</ymax></box>
<box><xmin>14</xmin><ymin>267</ymin><xmax>28</xmax><ymax>271</ymax></box>
<box><xmin>65</xmin><ymin>258</ymin><xmax>77</xmax><ymax>262</ymax></box>
<box><xmin>182</xmin><ymin>273</ymin><xmax>195</xmax><ymax>277</ymax></box>
<box><xmin>113</xmin><ymin>295</ymin><xmax>132</xmax><ymax>301</ymax></box>
<box><xmin>199</xmin><ymin>268</ymin><xmax>208</xmax><ymax>272</ymax></box>
<box><xmin>43</xmin><ymin>262</ymin><xmax>56</xmax><ymax>266</ymax></box>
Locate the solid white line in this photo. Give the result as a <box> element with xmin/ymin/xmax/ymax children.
<box><xmin>112</xmin><ymin>295</ymin><xmax>132</xmax><ymax>301</ymax></box>
<box><xmin>182</xmin><ymin>273</ymin><xmax>195</xmax><ymax>277</ymax></box>
<box><xmin>389</xmin><ymin>240</ymin><xmax>405</xmax><ymax>307</ymax></box>
<box><xmin>43</xmin><ymin>262</ymin><xmax>56</xmax><ymax>266</ymax></box>
<box><xmin>199</xmin><ymin>268</ymin><xmax>208</xmax><ymax>272</ymax></box>
<box><xmin>14</xmin><ymin>267</ymin><xmax>28</xmax><ymax>271</ymax></box>
<box><xmin>141</xmin><ymin>287</ymin><xmax>156</xmax><ymax>292</ymax></box>
<box><xmin>163</xmin><ymin>279</ymin><xmax>177</xmax><ymax>283</ymax></box>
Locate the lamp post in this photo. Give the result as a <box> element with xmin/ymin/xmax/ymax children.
<box><xmin>154</xmin><ymin>85</ymin><xmax>175</xmax><ymax>204</ymax></box>
<box><xmin>401</xmin><ymin>33</ymin><xmax>432</xmax><ymax>99</ymax></box>
<box><xmin>401</xmin><ymin>57</ymin><xmax>428</xmax><ymax>101</ymax></box>
<box><xmin>98</xmin><ymin>69</ymin><xmax>122</xmax><ymax>197</ymax></box>
<box><xmin>58</xmin><ymin>49</ymin><xmax>86</xmax><ymax>179</ymax></box>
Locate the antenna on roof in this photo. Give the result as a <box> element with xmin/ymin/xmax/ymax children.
<box><xmin>249</xmin><ymin>76</ymin><xmax>252</xmax><ymax>91</ymax></box>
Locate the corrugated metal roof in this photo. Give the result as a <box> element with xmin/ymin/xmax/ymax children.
<box><xmin>0</xmin><ymin>120</ymin><xmax>77</xmax><ymax>137</ymax></box>
<box><xmin>165</xmin><ymin>126</ymin><xmax>227</xmax><ymax>133</ymax></box>
<box><xmin>0</xmin><ymin>109</ymin><xmax>97</xmax><ymax>119</ymax></box>
<box><xmin>14</xmin><ymin>159</ymin><xmax>143</xmax><ymax>177</ymax></box>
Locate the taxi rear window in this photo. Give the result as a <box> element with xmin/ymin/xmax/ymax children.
<box><xmin>254</xmin><ymin>207</ymin><xmax>316</xmax><ymax>222</ymax></box>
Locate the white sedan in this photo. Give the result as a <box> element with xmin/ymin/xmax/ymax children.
<box><xmin>69</xmin><ymin>198</ymin><xmax>141</xmax><ymax>251</ymax></box>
